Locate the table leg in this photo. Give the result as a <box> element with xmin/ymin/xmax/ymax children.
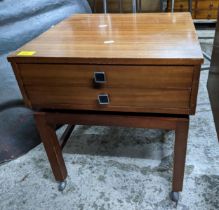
<box><xmin>171</xmin><ymin>0</ymin><xmax>175</xmax><ymax>13</ymax></box>
<box><xmin>132</xmin><ymin>0</ymin><xmax>137</xmax><ymax>13</ymax></box>
<box><xmin>172</xmin><ymin>118</ymin><xmax>189</xmax><ymax>192</ymax></box>
<box><xmin>103</xmin><ymin>0</ymin><xmax>108</xmax><ymax>14</ymax></box>
<box><xmin>34</xmin><ymin>111</ymin><xmax>189</xmax><ymax>196</ymax></box>
<box><xmin>188</xmin><ymin>0</ymin><xmax>192</xmax><ymax>14</ymax></box>
<box><xmin>34</xmin><ymin>112</ymin><xmax>67</xmax><ymax>182</ymax></box>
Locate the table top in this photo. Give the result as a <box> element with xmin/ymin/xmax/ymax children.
<box><xmin>8</xmin><ymin>13</ymin><xmax>203</xmax><ymax>65</ymax></box>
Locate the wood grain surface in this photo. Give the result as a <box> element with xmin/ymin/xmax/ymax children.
<box><xmin>8</xmin><ymin>13</ymin><xmax>203</xmax><ymax>115</ymax></box>
<box><xmin>17</xmin><ymin>63</ymin><xmax>194</xmax><ymax>114</ymax></box>
<box><xmin>7</xmin><ymin>13</ymin><xmax>203</xmax><ymax>192</ymax></box>
<box><xmin>19</xmin><ymin>64</ymin><xmax>194</xmax><ymax>89</ymax></box>
<box><xmin>26</xmin><ymin>86</ymin><xmax>191</xmax><ymax>113</ymax></box>
<box><xmin>8</xmin><ymin>13</ymin><xmax>203</xmax><ymax>65</ymax></box>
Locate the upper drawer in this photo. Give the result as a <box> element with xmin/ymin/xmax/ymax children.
<box><xmin>19</xmin><ymin>64</ymin><xmax>194</xmax><ymax>90</ymax></box>
<box><xmin>173</xmin><ymin>0</ymin><xmax>195</xmax><ymax>10</ymax></box>
<box><xmin>197</xmin><ymin>0</ymin><xmax>219</xmax><ymax>9</ymax></box>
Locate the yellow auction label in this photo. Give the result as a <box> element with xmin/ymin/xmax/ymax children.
<box><xmin>17</xmin><ymin>51</ymin><xmax>36</xmax><ymax>56</ymax></box>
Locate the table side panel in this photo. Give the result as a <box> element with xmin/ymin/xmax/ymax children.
<box><xmin>10</xmin><ymin>62</ymin><xmax>32</xmax><ymax>107</ymax></box>
<box><xmin>190</xmin><ymin>65</ymin><xmax>201</xmax><ymax>114</ymax></box>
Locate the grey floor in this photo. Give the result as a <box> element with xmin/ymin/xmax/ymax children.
<box><xmin>0</xmin><ymin>31</ymin><xmax>219</xmax><ymax>210</ymax></box>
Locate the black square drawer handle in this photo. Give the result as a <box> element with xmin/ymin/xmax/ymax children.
<box><xmin>98</xmin><ymin>94</ymin><xmax>110</xmax><ymax>105</ymax></box>
<box><xmin>94</xmin><ymin>72</ymin><xmax>106</xmax><ymax>84</ymax></box>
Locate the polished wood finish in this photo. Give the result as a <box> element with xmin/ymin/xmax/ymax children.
<box><xmin>172</xmin><ymin>118</ymin><xmax>189</xmax><ymax>191</ymax></box>
<box><xmin>197</xmin><ymin>0</ymin><xmax>219</xmax><ymax>9</ymax></box>
<box><xmin>44</xmin><ymin>112</ymin><xmax>187</xmax><ymax>130</ymax></box>
<box><xmin>18</xmin><ymin>64</ymin><xmax>195</xmax><ymax>114</ymax></box>
<box><xmin>8</xmin><ymin>13</ymin><xmax>203</xmax><ymax>115</ymax></box>
<box><xmin>34</xmin><ymin>113</ymin><xmax>67</xmax><ymax>181</ymax></box>
<box><xmin>190</xmin><ymin>65</ymin><xmax>201</xmax><ymax>113</ymax></box>
<box><xmin>168</xmin><ymin>0</ymin><xmax>196</xmax><ymax>10</ymax></box>
<box><xmin>195</xmin><ymin>9</ymin><xmax>218</xmax><ymax>19</ymax></box>
<box><xmin>8</xmin><ymin>13</ymin><xmax>203</xmax><ymax>65</ymax></box>
<box><xmin>19</xmin><ymin>64</ymin><xmax>194</xmax><ymax>89</ymax></box>
<box><xmin>23</xmin><ymin>87</ymin><xmax>191</xmax><ymax>113</ymax></box>
<box><xmin>8</xmin><ymin>13</ymin><xmax>203</xmax><ymax>194</ymax></box>
<box><xmin>207</xmin><ymin>8</ymin><xmax>219</xmax><ymax>140</ymax></box>
<box><xmin>10</xmin><ymin>62</ymin><xmax>31</xmax><ymax>107</ymax></box>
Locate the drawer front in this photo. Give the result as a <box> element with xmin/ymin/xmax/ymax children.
<box><xmin>26</xmin><ymin>86</ymin><xmax>191</xmax><ymax>111</ymax></box>
<box><xmin>18</xmin><ymin>64</ymin><xmax>194</xmax><ymax>114</ymax></box>
<box><xmin>174</xmin><ymin>0</ymin><xmax>195</xmax><ymax>10</ymax></box>
<box><xmin>168</xmin><ymin>0</ymin><xmax>195</xmax><ymax>10</ymax></box>
<box><xmin>195</xmin><ymin>9</ymin><xmax>218</xmax><ymax>19</ymax></box>
<box><xmin>19</xmin><ymin>64</ymin><xmax>193</xmax><ymax>89</ymax></box>
<box><xmin>197</xmin><ymin>0</ymin><xmax>219</xmax><ymax>10</ymax></box>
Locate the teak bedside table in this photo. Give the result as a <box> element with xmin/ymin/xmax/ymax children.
<box><xmin>8</xmin><ymin>13</ymin><xmax>203</xmax><ymax>203</ymax></box>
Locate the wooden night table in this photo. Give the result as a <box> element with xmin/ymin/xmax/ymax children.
<box><xmin>8</xmin><ymin>13</ymin><xmax>203</xmax><ymax>203</ymax></box>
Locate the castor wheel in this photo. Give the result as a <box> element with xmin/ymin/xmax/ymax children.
<box><xmin>170</xmin><ymin>191</ymin><xmax>179</xmax><ymax>206</ymax></box>
<box><xmin>58</xmin><ymin>180</ymin><xmax>67</xmax><ymax>191</ymax></box>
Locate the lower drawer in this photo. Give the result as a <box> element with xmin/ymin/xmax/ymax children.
<box><xmin>195</xmin><ymin>9</ymin><xmax>218</xmax><ymax>19</ymax></box>
<box><xmin>26</xmin><ymin>86</ymin><xmax>191</xmax><ymax>114</ymax></box>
